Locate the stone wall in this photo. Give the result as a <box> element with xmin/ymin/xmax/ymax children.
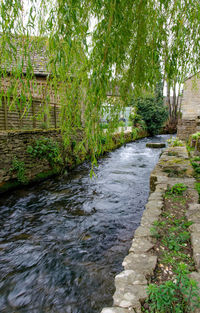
<box><xmin>177</xmin><ymin>118</ymin><xmax>197</xmax><ymax>140</ymax></box>
<box><xmin>181</xmin><ymin>75</ymin><xmax>200</xmax><ymax>120</ymax></box>
<box><xmin>0</xmin><ymin>128</ymin><xmax>148</xmax><ymax>193</ymax></box>
<box><xmin>0</xmin><ymin>129</ymin><xmax>65</xmax><ymax>192</ymax></box>
<box><xmin>101</xmin><ymin>144</ymin><xmax>200</xmax><ymax>313</ymax></box>
<box><xmin>177</xmin><ymin>74</ymin><xmax>200</xmax><ymax>140</ymax></box>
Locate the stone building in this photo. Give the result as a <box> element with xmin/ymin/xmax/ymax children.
<box><xmin>177</xmin><ymin>73</ymin><xmax>200</xmax><ymax>140</ymax></box>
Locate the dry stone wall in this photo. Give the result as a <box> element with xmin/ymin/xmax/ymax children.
<box><xmin>101</xmin><ymin>145</ymin><xmax>200</xmax><ymax>313</ymax></box>
<box><xmin>0</xmin><ymin>129</ymin><xmax>63</xmax><ymax>191</ymax></box>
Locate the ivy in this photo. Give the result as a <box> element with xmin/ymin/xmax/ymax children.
<box><xmin>27</xmin><ymin>137</ymin><xmax>63</xmax><ymax>167</ymax></box>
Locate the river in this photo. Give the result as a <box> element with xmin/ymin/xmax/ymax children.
<box><xmin>0</xmin><ymin>135</ymin><xmax>171</xmax><ymax>313</ymax></box>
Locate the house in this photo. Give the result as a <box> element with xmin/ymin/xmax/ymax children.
<box><xmin>0</xmin><ymin>35</ymin><xmax>85</xmax><ymax>131</ymax></box>
<box><xmin>177</xmin><ymin>73</ymin><xmax>200</xmax><ymax>140</ymax></box>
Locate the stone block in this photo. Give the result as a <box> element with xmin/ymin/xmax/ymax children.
<box><xmin>191</xmin><ymin>233</ymin><xmax>200</xmax><ymax>270</ymax></box>
<box><xmin>115</xmin><ymin>270</ymin><xmax>147</xmax><ymax>287</ymax></box>
<box><xmin>113</xmin><ymin>284</ymin><xmax>146</xmax><ymax>310</ymax></box>
<box><xmin>134</xmin><ymin>226</ymin><xmax>152</xmax><ymax>238</ymax></box>
<box><xmin>129</xmin><ymin>238</ymin><xmax>154</xmax><ymax>254</ymax></box>
<box><xmin>101</xmin><ymin>308</ymin><xmax>136</xmax><ymax>313</ymax></box>
<box><xmin>122</xmin><ymin>253</ymin><xmax>157</xmax><ymax>275</ymax></box>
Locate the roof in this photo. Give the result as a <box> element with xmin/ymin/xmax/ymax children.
<box><xmin>0</xmin><ymin>35</ymin><xmax>51</xmax><ymax>77</ymax></box>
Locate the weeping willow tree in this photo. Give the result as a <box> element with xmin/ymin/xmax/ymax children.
<box><xmin>0</xmin><ymin>0</ymin><xmax>200</xmax><ymax>167</ymax></box>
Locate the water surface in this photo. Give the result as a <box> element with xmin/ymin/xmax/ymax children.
<box><xmin>0</xmin><ymin>135</ymin><xmax>171</xmax><ymax>313</ymax></box>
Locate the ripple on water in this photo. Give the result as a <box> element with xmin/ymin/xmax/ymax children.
<box><xmin>0</xmin><ymin>135</ymin><xmax>172</xmax><ymax>313</ymax></box>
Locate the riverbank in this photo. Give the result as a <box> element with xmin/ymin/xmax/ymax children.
<box><xmin>0</xmin><ymin>127</ymin><xmax>148</xmax><ymax>194</ymax></box>
<box><xmin>101</xmin><ymin>142</ymin><xmax>200</xmax><ymax>313</ymax></box>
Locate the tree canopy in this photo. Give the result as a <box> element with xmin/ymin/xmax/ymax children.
<box><xmin>0</xmin><ymin>0</ymin><xmax>200</xmax><ymax>164</ymax></box>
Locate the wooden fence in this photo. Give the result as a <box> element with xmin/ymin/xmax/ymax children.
<box><xmin>0</xmin><ymin>100</ymin><xmax>60</xmax><ymax>131</ymax></box>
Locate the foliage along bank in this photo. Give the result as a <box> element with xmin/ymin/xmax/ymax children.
<box><xmin>0</xmin><ymin>126</ymin><xmax>148</xmax><ymax>194</ymax></box>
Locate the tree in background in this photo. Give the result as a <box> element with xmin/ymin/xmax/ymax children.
<box><xmin>131</xmin><ymin>81</ymin><xmax>168</xmax><ymax>135</ymax></box>
<box><xmin>0</xmin><ymin>0</ymin><xmax>200</xmax><ymax>165</ymax></box>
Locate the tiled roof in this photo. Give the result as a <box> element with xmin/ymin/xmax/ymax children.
<box><xmin>0</xmin><ymin>35</ymin><xmax>50</xmax><ymax>76</ymax></box>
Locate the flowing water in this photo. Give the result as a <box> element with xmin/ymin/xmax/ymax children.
<box><xmin>0</xmin><ymin>135</ymin><xmax>171</xmax><ymax>313</ymax></box>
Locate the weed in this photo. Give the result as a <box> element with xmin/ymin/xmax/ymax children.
<box><xmin>27</xmin><ymin>137</ymin><xmax>63</xmax><ymax>167</ymax></box>
<box><xmin>167</xmin><ymin>137</ymin><xmax>184</xmax><ymax>147</ymax></box>
<box><xmin>10</xmin><ymin>157</ymin><xmax>27</xmax><ymax>183</ymax></box>
<box><xmin>146</xmin><ymin>264</ymin><xmax>200</xmax><ymax>313</ymax></box>
<box><xmin>166</xmin><ymin>183</ymin><xmax>187</xmax><ymax>196</ymax></box>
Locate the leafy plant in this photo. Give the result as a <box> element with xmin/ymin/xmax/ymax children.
<box><xmin>132</xmin><ymin>96</ymin><xmax>168</xmax><ymax>135</ymax></box>
<box><xmin>147</xmin><ymin>264</ymin><xmax>200</xmax><ymax>313</ymax></box>
<box><xmin>192</xmin><ymin>132</ymin><xmax>200</xmax><ymax>140</ymax></box>
<box><xmin>10</xmin><ymin>157</ymin><xmax>27</xmax><ymax>183</ymax></box>
<box><xmin>27</xmin><ymin>137</ymin><xmax>62</xmax><ymax>167</ymax></box>
<box><xmin>166</xmin><ymin>183</ymin><xmax>187</xmax><ymax>196</ymax></box>
<box><xmin>167</xmin><ymin>137</ymin><xmax>184</xmax><ymax>147</ymax></box>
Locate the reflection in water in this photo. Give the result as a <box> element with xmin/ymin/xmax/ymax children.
<box><xmin>0</xmin><ymin>135</ymin><xmax>171</xmax><ymax>313</ymax></box>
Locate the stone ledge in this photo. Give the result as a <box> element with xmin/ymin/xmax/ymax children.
<box><xmin>101</xmin><ymin>144</ymin><xmax>200</xmax><ymax>313</ymax></box>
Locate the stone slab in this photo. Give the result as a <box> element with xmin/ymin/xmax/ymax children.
<box><xmin>122</xmin><ymin>253</ymin><xmax>157</xmax><ymax>275</ymax></box>
<box><xmin>101</xmin><ymin>308</ymin><xmax>136</xmax><ymax>313</ymax></box>
<box><xmin>113</xmin><ymin>284</ymin><xmax>146</xmax><ymax>309</ymax></box>
<box><xmin>191</xmin><ymin>233</ymin><xmax>200</xmax><ymax>270</ymax></box>
<box><xmin>134</xmin><ymin>226</ymin><xmax>152</xmax><ymax>238</ymax></box>
<box><xmin>129</xmin><ymin>238</ymin><xmax>154</xmax><ymax>254</ymax></box>
<box><xmin>115</xmin><ymin>270</ymin><xmax>147</xmax><ymax>287</ymax></box>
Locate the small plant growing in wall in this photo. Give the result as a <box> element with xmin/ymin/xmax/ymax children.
<box><xmin>27</xmin><ymin>137</ymin><xmax>63</xmax><ymax>168</ymax></box>
<box><xmin>167</xmin><ymin>137</ymin><xmax>184</xmax><ymax>147</ymax></box>
<box><xmin>166</xmin><ymin>183</ymin><xmax>188</xmax><ymax>196</ymax></box>
<box><xmin>10</xmin><ymin>157</ymin><xmax>27</xmax><ymax>183</ymax></box>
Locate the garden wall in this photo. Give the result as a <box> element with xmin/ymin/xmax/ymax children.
<box><xmin>0</xmin><ymin>128</ymin><xmax>148</xmax><ymax>193</ymax></box>
<box><xmin>0</xmin><ymin>129</ymin><xmax>63</xmax><ymax>192</ymax></box>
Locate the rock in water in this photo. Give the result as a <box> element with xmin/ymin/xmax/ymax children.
<box><xmin>146</xmin><ymin>143</ymin><xmax>166</xmax><ymax>148</ymax></box>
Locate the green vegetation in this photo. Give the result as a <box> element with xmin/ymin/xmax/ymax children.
<box><xmin>1</xmin><ymin>0</ymin><xmax>200</xmax><ymax>168</ymax></box>
<box><xmin>27</xmin><ymin>137</ymin><xmax>63</xmax><ymax>167</ymax></box>
<box><xmin>165</xmin><ymin>183</ymin><xmax>188</xmax><ymax>196</ymax></box>
<box><xmin>144</xmin><ymin>184</ymin><xmax>200</xmax><ymax>313</ymax></box>
<box><xmin>167</xmin><ymin>137</ymin><xmax>184</xmax><ymax>147</ymax></box>
<box><xmin>191</xmin><ymin>132</ymin><xmax>200</xmax><ymax>140</ymax></box>
<box><xmin>147</xmin><ymin>264</ymin><xmax>200</xmax><ymax>313</ymax></box>
<box><xmin>132</xmin><ymin>97</ymin><xmax>168</xmax><ymax>135</ymax></box>
<box><xmin>10</xmin><ymin>157</ymin><xmax>27</xmax><ymax>183</ymax></box>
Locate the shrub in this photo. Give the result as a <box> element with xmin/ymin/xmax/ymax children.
<box><xmin>133</xmin><ymin>96</ymin><xmax>168</xmax><ymax>135</ymax></box>
<box><xmin>10</xmin><ymin>157</ymin><xmax>27</xmax><ymax>183</ymax></box>
<box><xmin>27</xmin><ymin>137</ymin><xmax>62</xmax><ymax>167</ymax></box>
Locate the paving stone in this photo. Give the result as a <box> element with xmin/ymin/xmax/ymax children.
<box><xmin>134</xmin><ymin>226</ymin><xmax>152</xmax><ymax>238</ymax></box>
<box><xmin>145</xmin><ymin>201</ymin><xmax>163</xmax><ymax>211</ymax></box>
<box><xmin>148</xmin><ymin>192</ymin><xmax>163</xmax><ymax>202</ymax></box>
<box><xmin>188</xmin><ymin>203</ymin><xmax>200</xmax><ymax>211</ymax></box>
<box><xmin>140</xmin><ymin>214</ymin><xmax>159</xmax><ymax>227</ymax></box>
<box><xmin>113</xmin><ymin>284</ymin><xmax>146</xmax><ymax>310</ymax></box>
<box><xmin>191</xmin><ymin>233</ymin><xmax>200</xmax><ymax>270</ymax></box>
<box><xmin>188</xmin><ymin>272</ymin><xmax>200</xmax><ymax>313</ymax></box>
<box><xmin>115</xmin><ymin>270</ymin><xmax>147</xmax><ymax>287</ymax></box>
<box><xmin>122</xmin><ymin>253</ymin><xmax>157</xmax><ymax>275</ymax></box>
<box><xmin>189</xmin><ymin>223</ymin><xmax>200</xmax><ymax>233</ymax></box>
<box><xmin>129</xmin><ymin>238</ymin><xmax>154</xmax><ymax>254</ymax></box>
<box><xmin>186</xmin><ymin>210</ymin><xmax>200</xmax><ymax>223</ymax></box>
<box><xmin>101</xmin><ymin>307</ymin><xmax>136</xmax><ymax>313</ymax></box>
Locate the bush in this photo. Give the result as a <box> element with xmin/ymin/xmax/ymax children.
<box><xmin>133</xmin><ymin>96</ymin><xmax>168</xmax><ymax>135</ymax></box>
<box><xmin>27</xmin><ymin>137</ymin><xmax>62</xmax><ymax>167</ymax></box>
